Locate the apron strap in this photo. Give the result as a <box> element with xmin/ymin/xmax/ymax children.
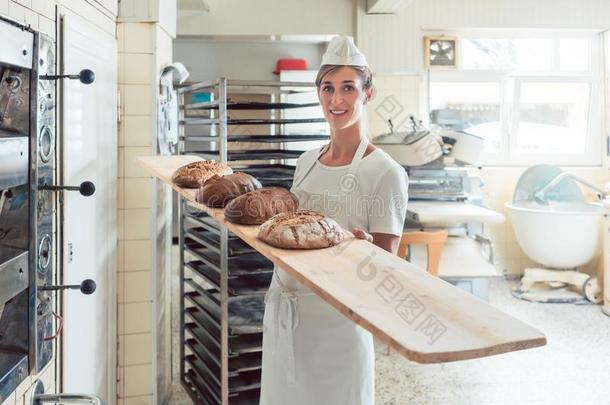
<box><xmin>347</xmin><ymin>137</ymin><xmax>369</xmax><ymax>175</ymax></box>
<box><xmin>292</xmin><ymin>143</ymin><xmax>329</xmax><ymax>189</ymax></box>
<box><xmin>292</xmin><ymin>138</ymin><xmax>369</xmax><ymax>188</ymax></box>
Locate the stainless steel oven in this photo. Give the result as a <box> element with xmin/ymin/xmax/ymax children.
<box><xmin>0</xmin><ymin>17</ymin><xmax>53</xmax><ymax>399</ymax></box>
<box><xmin>0</xmin><ymin>16</ymin><xmax>100</xmax><ymax>403</ymax></box>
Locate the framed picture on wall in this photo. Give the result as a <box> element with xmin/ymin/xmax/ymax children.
<box><xmin>424</xmin><ymin>36</ymin><xmax>458</xmax><ymax>69</ymax></box>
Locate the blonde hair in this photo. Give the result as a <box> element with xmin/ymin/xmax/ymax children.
<box><xmin>315</xmin><ymin>65</ymin><xmax>373</xmax><ymax>90</ymax></box>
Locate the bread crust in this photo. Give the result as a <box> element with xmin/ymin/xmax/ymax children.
<box><xmin>224</xmin><ymin>187</ymin><xmax>299</xmax><ymax>225</ymax></box>
<box><xmin>172</xmin><ymin>160</ymin><xmax>233</xmax><ymax>188</ymax></box>
<box><xmin>196</xmin><ymin>172</ymin><xmax>262</xmax><ymax>207</ymax></box>
<box><xmin>257</xmin><ymin>210</ymin><xmax>346</xmax><ymax>249</ymax></box>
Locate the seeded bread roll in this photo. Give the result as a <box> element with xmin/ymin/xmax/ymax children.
<box><xmin>196</xmin><ymin>172</ymin><xmax>262</xmax><ymax>207</ymax></box>
<box><xmin>257</xmin><ymin>210</ymin><xmax>346</xmax><ymax>249</ymax></box>
<box><xmin>224</xmin><ymin>187</ymin><xmax>299</xmax><ymax>225</ymax></box>
<box><xmin>172</xmin><ymin>160</ymin><xmax>233</xmax><ymax>188</ymax></box>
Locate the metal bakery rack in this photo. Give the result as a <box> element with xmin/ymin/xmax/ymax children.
<box><xmin>176</xmin><ymin>78</ymin><xmax>328</xmax><ymax>405</ymax></box>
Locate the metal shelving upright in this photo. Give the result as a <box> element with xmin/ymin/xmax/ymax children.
<box><xmin>176</xmin><ymin>78</ymin><xmax>328</xmax><ymax>405</ymax></box>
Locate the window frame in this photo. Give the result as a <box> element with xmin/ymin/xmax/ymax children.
<box><xmin>427</xmin><ymin>30</ymin><xmax>603</xmax><ymax>167</ymax></box>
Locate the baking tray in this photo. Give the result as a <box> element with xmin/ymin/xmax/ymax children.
<box><xmin>186</xmin><ymin>321</ymin><xmax>262</xmax><ymax>355</ymax></box>
<box><xmin>185</xmin><ymin>226</ymin><xmax>256</xmax><ymax>257</ymax></box>
<box><xmin>186</xmin><ymin>349</ymin><xmax>262</xmax><ymax>395</ymax></box>
<box><xmin>184</xmin><ymin>214</ymin><xmax>223</xmax><ymax>235</ymax></box>
<box><xmin>185</xmin><ymin>281</ymin><xmax>265</xmax><ymax>334</ymax></box>
<box><xmin>186</xmin><ymin>341</ymin><xmax>261</xmax><ymax>392</ymax></box>
<box><xmin>184</xmin><ymin>368</ymin><xmax>220</xmax><ymax>405</ymax></box>
<box><xmin>227</xmin><ymin>134</ymin><xmax>327</xmax><ymax>143</ymax></box>
<box><xmin>184</xmin><ymin>291</ymin><xmax>264</xmax><ymax>335</ymax></box>
<box><xmin>185</xmin><ymin>348</ymin><xmax>261</xmax><ymax>399</ymax></box>
<box><xmin>184</xmin><ymin>209</ymin><xmax>221</xmax><ymax>232</ymax></box>
<box><xmin>182</xmin><ymin>117</ymin><xmax>326</xmax><ymax>126</ymax></box>
<box><xmin>185</xmin><ymin>260</ymin><xmax>271</xmax><ymax>296</ymax></box>
<box><xmin>184</xmin><ymin>245</ymin><xmax>274</xmax><ymax>276</ymax></box>
<box><xmin>186</xmin><ymin>337</ymin><xmax>262</xmax><ymax>376</ymax></box>
<box><xmin>185</xmin><ymin>134</ymin><xmax>329</xmax><ymax>143</ymax></box>
<box><xmin>235</xmin><ymin>164</ymin><xmax>296</xmax><ymax>188</ymax></box>
<box><xmin>184</xmin><ymin>101</ymin><xmax>320</xmax><ymax>110</ymax></box>
<box><xmin>192</xmin><ymin>149</ymin><xmax>304</xmax><ymax>161</ymax></box>
<box><xmin>229</xmin><ymin>388</ymin><xmax>261</xmax><ymax>405</ymax></box>
<box><xmin>232</xmin><ymin>163</ymin><xmax>295</xmax><ymax>181</ymax></box>
<box><xmin>186</xmin><ymin>352</ymin><xmax>221</xmax><ymax>389</ymax></box>
<box><xmin>185</xmin><ymin>298</ymin><xmax>221</xmax><ymax>337</ymax></box>
<box><xmin>185</xmin><ymin>357</ymin><xmax>261</xmax><ymax>404</ymax></box>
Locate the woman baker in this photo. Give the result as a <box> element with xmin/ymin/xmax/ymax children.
<box><xmin>260</xmin><ymin>36</ymin><xmax>409</xmax><ymax>405</ymax></box>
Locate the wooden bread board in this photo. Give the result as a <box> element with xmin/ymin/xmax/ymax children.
<box><xmin>138</xmin><ymin>155</ymin><xmax>546</xmax><ymax>364</ymax></box>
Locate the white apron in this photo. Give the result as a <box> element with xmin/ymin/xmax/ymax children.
<box><xmin>259</xmin><ymin>138</ymin><xmax>375</xmax><ymax>405</ymax></box>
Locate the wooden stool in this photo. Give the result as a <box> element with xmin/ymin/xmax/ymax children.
<box><xmin>397</xmin><ymin>230</ymin><xmax>449</xmax><ymax>276</ymax></box>
<box><xmin>385</xmin><ymin>230</ymin><xmax>449</xmax><ymax>356</ymax></box>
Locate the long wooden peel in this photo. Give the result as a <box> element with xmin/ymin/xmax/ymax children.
<box><xmin>139</xmin><ymin>155</ymin><xmax>546</xmax><ymax>364</ymax></box>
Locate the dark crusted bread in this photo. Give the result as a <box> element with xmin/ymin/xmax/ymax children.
<box><xmin>196</xmin><ymin>172</ymin><xmax>262</xmax><ymax>207</ymax></box>
<box><xmin>257</xmin><ymin>209</ymin><xmax>346</xmax><ymax>249</ymax></box>
<box><xmin>171</xmin><ymin>160</ymin><xmax>233</xmax><ymax>188</ymax></box>
<box><xmin>224</xmin><ymin>187</ymin><xmax>299</xmax><ymax>225</ymax></box>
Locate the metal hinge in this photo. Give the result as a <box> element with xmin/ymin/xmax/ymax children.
<box><xmin>116</xmin><ymin>339</ymin><xmax>121</xmax><ymax>397</ymax></box>
<box><xmin>67</xmin><ymin>242</ymin><xmax>74</xmax><ymax>263</ymax></box>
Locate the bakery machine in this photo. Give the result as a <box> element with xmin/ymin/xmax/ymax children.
<box><xmin>176</xmin><ymin>78</ymin><xmax>328</xmax><ymax>404</ymax></box>
<box><xmin>0</xmin><ymin>17</ymin><xmax>97</xmax><ymax>402</ymax></box>
<box><xmin>404</xmin><ymin>163</ymin><xmax>505</xmax><ymax>300</ymax></box>
<box><xmin>370</xmin><ymin>116</ymin><xmax>505</xmax><ymax>299</ymax></box>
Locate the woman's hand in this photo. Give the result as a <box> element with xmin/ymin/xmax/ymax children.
<box><xmin>352</xmin><ymin>227</ymin><xmax>373</xmax><ymax>243</ymax></box>
<box><xmin>352</xmin><ymin>228</ymin><xmax>401</xmax><ymax>254</ymax></box>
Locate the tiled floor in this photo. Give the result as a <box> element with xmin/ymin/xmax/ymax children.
<box><xmin>373</xmin><ymin>278</ymin><xmax>610</xmax><ymax>405</ymax></box>
<box><xmin>168</xmin><ymin>259</ymin><xmax>610</xmax><ymax>404</ymax></box>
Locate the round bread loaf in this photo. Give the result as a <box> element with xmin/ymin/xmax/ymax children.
<box><xmin>196</xmin><ymin>172</ymin><xmax>262</xmax><ymax>207</ymax></box>
<box><xmin>224</xmin><ymin>187</ymin><xmax>298</xmax><ymax>225</ymax></box>
<box><xmin>172</xmin><ymin>160</ymin><xmax>233</xmax><ymax>188</ymax></box>
<box><xmin>257</xmin><ymin>210</ymin><xmax>346</xmax><ymax>249</ymax></box>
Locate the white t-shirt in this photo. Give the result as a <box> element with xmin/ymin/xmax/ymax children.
<box><xmin>276</xmin><ymin>147</ymin><xmax>409</xmax><ymax>291</ymax></box>
<box><xmin>291</xmin><ymin>147</ymin><xmax>409</xmax><ymax>236</ymax></box>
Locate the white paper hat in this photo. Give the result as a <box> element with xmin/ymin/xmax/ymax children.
<box><xmin>320</xmin><ymin>36</ymin><xmax>368</xmax><ymax>67</ymax></box>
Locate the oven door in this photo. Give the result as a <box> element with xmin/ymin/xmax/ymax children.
<box><xmin>59</xmin><ymin>11</ymin><xmax>117</xmax><ymax>401</ymax></box>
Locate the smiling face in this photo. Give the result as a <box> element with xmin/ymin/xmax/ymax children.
<box><xmin>317</xmin><ymin>66</ymin><xmax>372</xmax><ymax>132</ymax></box>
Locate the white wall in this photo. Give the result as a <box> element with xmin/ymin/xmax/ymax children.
<box><xmin>119</xmin><ymin>0</ymin><xmax>177</xmax><ymax>36</ymax></box>
<box><xmin>174</xmin><ymin>38</ymin><xmax>325</xmax><ymax>81</ymax></box>
<box><xmin>357</xmin><ymin>0</ymin><xmax>610</xmax><ymax>74</ymax></box>
<box><xmin>177</xmin><ymin>0</ymin><xmax>355</xmax><ymax>36</ymax></box>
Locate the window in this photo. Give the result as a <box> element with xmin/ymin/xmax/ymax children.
<box><xmin>428</xmin><ymin>31</ymin><xmax>602</xmax><ymax>166</ymax></box>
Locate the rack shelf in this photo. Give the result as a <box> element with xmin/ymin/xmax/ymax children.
<box><xmin>190</xmin><ymin>149</ymin><xmax>304</xmax><ymax>162</ymax></box>
<box><xmin>184</xmin><ymin>134</ymin><xmax>329</xmax><ymax>143</ymax></box>
<box><xmin>183</xmin><ymin>101</ymin><xmax>319</xmax><ymax>111</ymax></box>
<box><xmin>178</xmin><ymin>77</ymin><xmax>325</xmax><ymax>404</ymax></box>
<box><xmin>181</xmin><ymin>117</ymin><xmax>326</xmax><ymax>126</ymax></box>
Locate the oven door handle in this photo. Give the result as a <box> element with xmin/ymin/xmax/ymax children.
<box><xmin>41</xmin><ymin>181</ymin><xmax>95</xmax><ymax>197</ymax></box>
<box><xmin>40</xmin><ymin>68</ymin><xmax>95</xmax><ymax>85</ymax></box>
<box><xmin>31</xmin><ymin>381</ymin><xmax>105</xmax><ymax>405</ymax></box>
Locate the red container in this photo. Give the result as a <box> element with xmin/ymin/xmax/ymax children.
<box><xmin>272</xmin><ymin>58</ymin><xmax>308</xmax><ymax>74</ymax></box>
